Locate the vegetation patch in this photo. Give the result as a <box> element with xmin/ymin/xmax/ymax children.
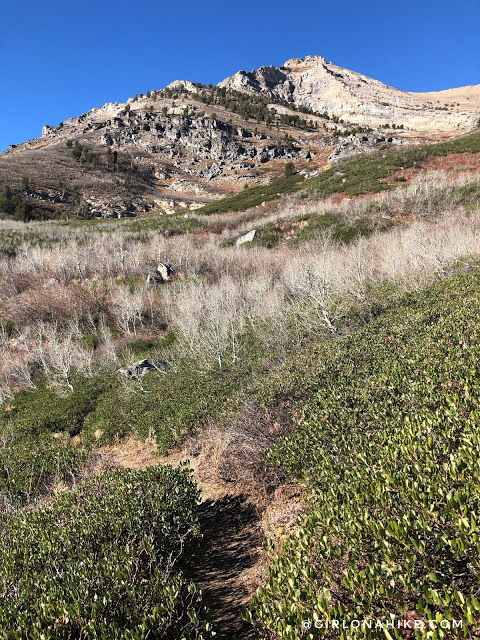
<box><xmin>250</xmin><ymin>270</ymin><xmax>480</xmax><ymax>638</ymax></box>
<box><xmin>196</xmin><ymin>173</ymin><xmax>305</xmax><ymax>215</ymax></box>
<box><xmin>0</xmin><ymin>465</ymin><xmax>211</xmax><ymax>638</ymax></box>
<box><xmin>0</xmin><ymin>185</ymin><xmax>56</xmax><ymax>222</ymax></box>
<box><xmin>0</xmin><ymin>376</ymin><xmax>113</xmax><ymax>506</ymax></box>
<box><xmin>233</xmin><ymin>211</ymin><xmax>393</xmax><ymax>249</ymax></box>
<box><xmin>305</xmin><ymin>129</ymin><xmax>480</xmax><ymax>198</ymax></box>
<box><xmin>58</xmin><ymin>212</ymin><xmax>205</xmax><ymax>235</ymax></box>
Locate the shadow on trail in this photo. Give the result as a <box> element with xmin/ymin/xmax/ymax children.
<box><xmin>186</xmin><ymin>494</ymin><xmax>264</xmax><ymax>639</ymax></box>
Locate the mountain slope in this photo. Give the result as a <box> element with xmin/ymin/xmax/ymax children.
<box><xmin>0</xmin><ymin>55</ymin><xmax>478</xmax><ymax>221</ymax></box>
<box><xmin>0</xmin><ymin>86</ymin><xmax>335</xmax><ymax>219</ymax></box>
<box><xmin>219</xmin><ymin>55</ymin><xmax>480</xmax><ymax>134</ymax></box>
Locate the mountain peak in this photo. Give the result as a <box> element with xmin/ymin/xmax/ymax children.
<box><xmin>219</xmin><ymin>56</ymin><xmax>480</xmax><ymax>132</ymax></box>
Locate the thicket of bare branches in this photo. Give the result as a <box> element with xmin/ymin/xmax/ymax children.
<box><xmin>0</xmin><ymin>171</ymin><xmax>478</xmax><ymax>400</ymax></box>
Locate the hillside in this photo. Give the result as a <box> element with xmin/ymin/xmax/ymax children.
<box><xmin>0</xmin><ymin>125</ymin><xmax>479</xmax><ymax>635</ymax></box>
<box><xmin>1</xmin><ymin>56</ymin><xmax>479</xmax><ymax>222</ymax></box>
<box><xmin>1</xmin><ymin>56</ymin><xmax>480</xmax><ymax>639</ymax></box>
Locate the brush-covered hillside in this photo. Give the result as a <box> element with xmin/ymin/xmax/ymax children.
<box><xmin>0</xmin><ymin>118</ymin><xmax>479</xmax><ymax>637</ymax></box>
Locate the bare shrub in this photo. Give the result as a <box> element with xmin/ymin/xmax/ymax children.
<box><xmin>4</xmin><ymin>282</ymin><xmax>110</xmax><ymax>330</ymax></box>
<box><xmin>0</xmin><ymin>170</ymin><xmax>479</xmax><ymax>401</ymax></box>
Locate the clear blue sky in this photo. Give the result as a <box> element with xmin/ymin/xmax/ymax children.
<box><xmin>1</xmin><ymin>0</ymin><xmax>479</xmax><ymax>152</ymax></box>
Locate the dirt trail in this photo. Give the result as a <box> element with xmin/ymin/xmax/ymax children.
<box><xmin>186</xmin><ymin>495</ymin><xmax>263</xmax><ymax>639</ymax></box>
<box><xmin>96</xmin><ymin>438</ymin><xmax>267</xmax><ymax>639</ymax></box>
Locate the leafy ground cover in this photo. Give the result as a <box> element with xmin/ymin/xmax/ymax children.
<box><xmin>1</xmin><ymin>212</ymin><xmax>480</xmax><ymax>636</ymax></box>
<box><xmin>249</xmin><ymin>269</ymin><xmax>480</xmax><ymax>638</ymax></box>
<box><xmin>0</xmin><ymin>465</ymin><xmax>211</xmax><ymax>639</ymax></box>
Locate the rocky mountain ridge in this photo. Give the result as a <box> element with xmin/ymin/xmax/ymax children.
<box><xmin>219</xmin><ymin>55</ymin><xmax>480</xmax><ymax>134</ymax></box>
<box><xmin>1</xmin><ymin>55</ymin><xmax>478</xmax><ymax>220</ymax></box>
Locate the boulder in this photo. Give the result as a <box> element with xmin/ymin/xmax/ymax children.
<box><xmin>235</xmin><ymin>230</ymin><xmax>256</xmax><ymax>246</ymax></box>
<box><xmin>119</xmin><ymin>358</ymin><xmax>167</xmax><ymax>379</ymax></box>
<box><xmin>41</xmin><ymin>125</ymin><xmax>55</xmax><ymax>137</ymax></box>
<box><xmin>146</xmin><ymin>262</ymin><xmax>175</xmax><ymax>285</ymax></box>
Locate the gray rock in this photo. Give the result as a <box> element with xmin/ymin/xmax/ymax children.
<box><xmin>119</xmin><ymin>358</ymin><xmax>167</xmax><ymax>379</ymax></box>
<box><xmin>236</xmin><ymin>229</ymin><xmax>256</xmax><ymax>246</ymax></box>
<box><xmin>101</xmin><ymin>133</ymin><xmax>114</xmax><ymax>146</ymax></box>
<box><xmin>146</xmin><ymin>262</ymin><xmax>175</xmax><ymax>285</ymax></box>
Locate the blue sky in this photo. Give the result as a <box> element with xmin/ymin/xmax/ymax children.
<box><xmin>1</xmin><ymin>0</ymin><xmax>479</xmax><ymax>152</ymax></box>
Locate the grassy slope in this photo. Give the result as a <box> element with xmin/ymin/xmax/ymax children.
<box><xmin>197</xmin><ymin>130</ymin><xmax>480</xmax><ymax>216</ymax></box>
<box><xmin>228</xmin><ymin>182</ymin><xmax>480</xmax><ymax>249</ymax></box>
<box><xmin>195</xmin><ymin>173</ymin><xmax>305</xmax><ymax>216</ymax></box>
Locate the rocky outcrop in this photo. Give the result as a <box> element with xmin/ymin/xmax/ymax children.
<box><xmin>235</xmin><ymin>230</ymin><xmax>256</xmax><ymax>246</ymax></box>
<box><xmin>146</xmin><ymin>263</ymin><xmax>175</xmax><ymax>285</ymax></box>
<box><xmin>42</xmin><ymin>125</ymin><xmax>56</xmax><ymax>137</ymax></box>
<box><xmin>328</xmin><ymin>133</ymin><xmax>405</xmax><ymax>163</ymax></box>
<box><xmin>119</xmin><ymin>358</ymin><xmax>167</xmax><ymax>379</ymax></box>
<box><xmin>220</xmin><ymin>55</ymin><xmax>479</xmax><ymax>134</ymax></box>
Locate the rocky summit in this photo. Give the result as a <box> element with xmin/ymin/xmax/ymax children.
<box><xmin>1</xmin><ymin>55</ymin><xmax>479</xmax><ymax>220</ymax></box>
<box><xmin>220</xmin><ymin>55</ymin><xmax>480</xmax><ymax>133</ymax></box>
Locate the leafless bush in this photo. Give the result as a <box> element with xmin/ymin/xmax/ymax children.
<box><xmin>0</xmin><ymin>170</ymin><xmax>479</xmax><ymax>401</ymax></box>
<box><xmin>4</xmin><ymin>282</ymin><xmax>110</xmax><ymax>329</ymax></box>
<box><xmin>203</xmin><ymin>401</ymin><xmax>289</xmax><ymax>488</ymax></box>
<box><xmin>164</xmin><ymin>271</ymin><xmax>284</xmax><ymax>368</ymax></box>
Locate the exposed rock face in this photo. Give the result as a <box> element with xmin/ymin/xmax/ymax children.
<box><xmin>119</xmin><ymin>358</ymin><xmax>167</xmax><ymax>379</ymax></box>
<box><xmin>219</xmin><ymin>55</ymin><xmax>480</xmax><ymax>134</ymax></box>
<box><xmin>41</xmin><ymin>125</ymin><xmax>55</xmax><ymax>137</ymax></box>
<box><xmin>327</xmin><ymin>133</ymin><xmax>404</xmax><ymax>163</ymax></box>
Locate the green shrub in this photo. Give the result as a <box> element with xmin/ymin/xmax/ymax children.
<box><xmin>196</xmin><ymin>173</ymin><xmax>304</xmax><ymax>215</ymax></box>
<box><xmin>0</xmin><ymin>465</ymin><xmax>211</xmax><ymax>638</ymax></box>
<box><xmin>250</xmin><ymin>270</ymin><xmax>480</xmax><ymax>638</ymax></box>
<box><xmin>0</xmin><ymin>434</ymin><xmax>87</xmax><ymax>508</ymax></box>
<box><xmin>124</xmin><ymin>337</ymin><xmax>157</xmax><ymax>357</ymax></box>
<box><xmin>0</xmin><ymin>319</ymin><xmax>16</xmax><ymax>336</ymax></box>
<box><xmin>254</xmin><ymin>223</ymin><xmax>283</xmax><ymax>248</ymax></box>
<box><xmin>78</xmin><ymin>332</ymin><xmax>101</xmax><ymax>350</ymax></box>
<box><xmin>0</xmin><ymin>376</ymin><xmax>114</xmax><ymax>439</ymax></box>
<box><xmin>84</xmin><ymin>361</ymin><xmax>243</xmax><ymax>451</ymax></box>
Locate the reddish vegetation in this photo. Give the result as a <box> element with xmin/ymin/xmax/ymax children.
<box><xmin>388</xmin><ymin>151</ymin><xmax>480</xmax><ymax>184</ymax></box>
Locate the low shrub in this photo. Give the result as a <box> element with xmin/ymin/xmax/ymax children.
<box><xmin>0</xmin><ymin>434</ymin><xmax>87</xmax><ymax>509</ymax></box>
<box><xmin>250</xmin><ymin>270</ymin><xmax>480</xmax><ymax>638</ymax></box>
<box><xmin>0</xmin><ymin>465</ymin><xmax>211</xmax><ymax>638</ymax></box>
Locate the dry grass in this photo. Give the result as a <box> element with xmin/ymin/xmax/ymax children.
<box><xmin>0</xmin><ymin>170</ymin><xmax>478</xmax><ymax>400</ymax></box>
